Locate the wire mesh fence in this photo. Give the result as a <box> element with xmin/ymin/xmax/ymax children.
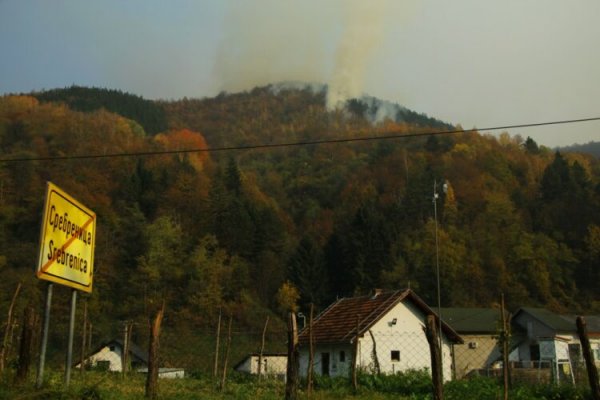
<box><xmin>1</xmin><ymin>299</ymin><xmax>600</xmax><ymax>398</ymax></box>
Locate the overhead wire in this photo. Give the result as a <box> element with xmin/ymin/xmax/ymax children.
<box><xmin>0</xmin><ymin>117</ymin><xmax>598</xmax><ymax>163</ymax></box>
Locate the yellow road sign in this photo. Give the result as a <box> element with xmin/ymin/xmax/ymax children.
<box><xmin>37</xmin><ymin>182</ymin><xmax>96</xmax><ymax>292</ymax></box>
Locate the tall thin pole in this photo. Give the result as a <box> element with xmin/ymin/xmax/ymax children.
<box><xmin>0</xmin><ymin>282</ymin><xmax>22</xmax><ymax>373</ymax></box>
<box><xmin>36</xmin><ymin>283</ymin><xmax>53</xmax><ymax>389</ymax></box>
<box><xmin>433</xmin><ymin>180</ymin><xmax>443</xmax><ymax>380</ymax></box>
<box><xmin>501</xmin><ymin>294</ymin><xmax>509</xmax><ymax>400</ymax></box>
<box><xmin>307</xmin><ymin>304</ymin><xmax>314</xmax><ymax>396</ymax></box>
<box><xmin>80</xmin><ymin>300</ymin><xmax>87</xmax><ymax>375</ymax></box>
<box><xmin>213</xmin><ymin>308</ymin><xmax>221</xmax><ymax>378</ymax></box>
<box><xmin>65</xmin><ymin>289</ymin><xmax>77</xmax><ymax>386</ymax></box>
<box><xmin>258</xmin><ymin>316</ymin><xmax>269</xmax><ymax>380</ymax></box>
<box><xmin>220</xmin><ymin>315</ymin><xmax>233</xmax><ymax>391</ymax></box>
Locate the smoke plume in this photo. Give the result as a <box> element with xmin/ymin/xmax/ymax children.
<box><xmin>326</xmin><ymin>1</ymin><xmax>388</xmax><ymax>110</ymax></box>
<box><xmin>216</xmin><ymin>0</ymin><xmax>389</xmax><ymax>109</ymax></box>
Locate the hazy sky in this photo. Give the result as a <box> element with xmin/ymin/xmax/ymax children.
<box><xmin>1</xmin><ymin>0</ymin><xmax>599</xmax><ymax>147</ymax></box>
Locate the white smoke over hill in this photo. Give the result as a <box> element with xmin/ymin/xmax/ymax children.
<box><xmin>325</xmin><ymin>1</ymin><xmax>388</xmax><ymax>110</ymax></box>
<box><xmin>216</xmin><ymin>0</ymin><xmax>390</xmax><ymax>110</ymax></box>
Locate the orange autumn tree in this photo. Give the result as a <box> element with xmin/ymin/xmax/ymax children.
<box><xmin>154</xmin><ymin>128</ymin><xmax>210</xmax><ymax>172</ymax></box>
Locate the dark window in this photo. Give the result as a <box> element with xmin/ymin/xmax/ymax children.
<box><xmin>391</xmin><ymin>350</ymin><xmax>400</xmax><ymax>362</ymax></box>
<box><xmin>321</xmin><ymin>353</ymin><xmax>330</xmax><ymax>376</ymax></box>
<box><xmin>568</xmin><ymin>343</ymin><xmax>581</xmax><ymax>361</ymax></box>
<box><xmin>339</xmin><ymin>351</ymin><xmax>346</xmax><ymax>363</ymax></box>
<box><xmin>530</xmin><ymin>345</ymin><xmax>540</xmax><ymax>361</ymax></box>
<box><xmin>96</xmin><ymin>360</ymin><xmax>110</xmax><ymax>371</ymax></box>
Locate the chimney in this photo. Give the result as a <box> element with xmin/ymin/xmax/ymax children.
<box><xmin>372</xmin><ymin>288</ymin><xmax>383</xmax><ymax>299</ymax></box>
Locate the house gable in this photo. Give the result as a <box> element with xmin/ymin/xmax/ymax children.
<box><xmin>298</xmin><ymin>289</ymin><xmax>462</xmax><ymax>346</ymax></box>
<box><xmin>513</xmin><ymin>308</ymin><xmax>580</xmax><ymax>340</ymax></box>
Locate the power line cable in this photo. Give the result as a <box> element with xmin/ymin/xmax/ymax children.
<box><xmin>0</xmin><ymin>117</ymin><xmax>598</xmax><ymax>163</ymax></box>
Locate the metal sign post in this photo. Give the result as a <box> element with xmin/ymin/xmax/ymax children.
<box><xmin>64</xmin><ymin>289</ymin><xmax>77</xmax><ymax>386</ymax></box>
<box><xmin>35</xmin><ymin>182</ymin><xmax>96</xmax><ymax>388</ymax></box>
<box><xmin>36</xmin><ymin>283</ymin><xmax>53</xmax><ymax>388</ymax></box>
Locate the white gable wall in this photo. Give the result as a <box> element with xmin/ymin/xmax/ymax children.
<box><xmin>299</xmin><ymin>344</ymin><xmax>353</xmax><ymax>378</ymax></box>
<box><xmin>236</xmin><ymin>355</ymin><xmax>288</xmax><ymax>376</ymax></box>
<box><xmin>358</xmin><ymin>300</ymin><xmax>454</xmax><ymax>381</ymax></box>
<box><xmin>84</xmin><ymin>344</ymin><xmax>124</xmax><ymax>372</ymax></box>
<box><xmin>299</xmin><ymin>299</ymin><xmax>456</xmax><ymax>381</ymax></box>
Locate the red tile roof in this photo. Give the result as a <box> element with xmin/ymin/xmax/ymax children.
<box><xmin>298</xmin><ymin>289</ymin><xmax>462</xmax><ymax>345</ymax></box>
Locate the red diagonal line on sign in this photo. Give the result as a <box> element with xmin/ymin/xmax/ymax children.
<box><xmin>40</xmin><ymin>215</ymin><xmax>95</xmax><ymax>274</ymax></box>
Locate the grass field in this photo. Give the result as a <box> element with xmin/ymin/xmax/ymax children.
<box><xmin>0</xmin><ymin>370</ymin><xmax>593</xmax><ymax>400</ymax></box>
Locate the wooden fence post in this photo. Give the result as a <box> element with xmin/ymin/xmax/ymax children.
<box><xmin>122</xmin><ymin>321</ymin><xmax>133</xmax><ymax>375</ymax></box>
<box><xmin>351</xmin><ymin>315</ymin><xmax>360</xmax><ymax>392</ymax></box>
<box><xmin>500</xmin><ymin>294</ymin><xmax>510</xmax><ymax>400</ymax></box>
<box><xmin>307</xmin><ymin>304</ymin><xmax>314</xmax><ymax>396</ymax></box>
<box><xmin>80</xmin><ymin>300</ymin><xmax>87</xmax><ymax>375</ymax></box>
<box><xmin>15</xmin><ymin>305</ymin><xmax>35</xmax><ymax>384</ymax></box>
<box><xmin>145</xmin><ymin>304</ymin><xmax>164</xmax><ymax>399</ymax></box>
<box><xmin>122</xmin><ymin>321</ymin><xmax>129</xmax><ymax>375</ymax></box>
<box><xmin>258</xmin><ymin>316</ymin><xmax>269</xmax><ymax>381</ymax></box>
<box><xmin>0</xmin><ymin>282</ymin><xmax>21</xmax><ymax>373</ymax></box>
<box><xmin>87</xmin><ymin>322</ymin><xmax>93</xmax><ymax>358</ymax></box>
<box><xmin>576</xmin><ymin>316</ymin><xmax>600</xmax><ymax>400</ymax></box>
<box><xmin>220</xmin><ymin>315</ymin><xmax>233</xmax><ymax>391</ymax></box>
<box><xmin>213</xmin><ymin>309</ymin><xmax>221</xmax><ymax>379</ymax></box>
<box><xmin>285</xmin><ymin>312</ymin><xmax>299</xmax><ymax>400</ymax></box>
<box><xmin>425</xmin><ymin>314</ymin><xmax>443</xmax><ymax>400</ymax></box>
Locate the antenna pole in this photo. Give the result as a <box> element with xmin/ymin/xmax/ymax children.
<box><xmin>433</xmin><ymin>180</ymin><xmax>443</xmax><ymax>380</ymax></box>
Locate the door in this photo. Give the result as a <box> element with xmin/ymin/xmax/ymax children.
<box><xmin>321</xmin><ymin>352</ymin><xmax>330</xmax><ymax>376</ymax></box>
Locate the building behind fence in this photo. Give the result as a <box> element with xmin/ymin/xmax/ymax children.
<box><xmin>1</xmin><ymin>289</ymin><xmax>600</xmax><ymax>395</ymax></box>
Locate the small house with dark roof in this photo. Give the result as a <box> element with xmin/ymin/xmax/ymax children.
<box><xmin>76</xmin><ymin>338</ymin><xmax>148</xmax><ymax>372</ymax></box>
<box><xmin>297</xmin><ymin>289</ymin><xmax>462</xmax><ymax>380</ymax></box>
<box><xmin>512</xmin><ymin>308</ymin><xmax>600</xmax><ymax>369</ymax></box>
<box><xmin>441</xmin><ymin>307</ymin><xmax>524</xmax><ymax>378</ymax></box>
<box><xmin>77</xmin><ymin>338</ymin><xmax>185</xmax><ymax>378</ymax></box>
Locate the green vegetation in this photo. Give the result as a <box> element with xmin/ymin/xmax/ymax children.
<box><xmin>33</xmin><ymin>86</ymin><xmax>169</xmax><ymax>135</ymax></box>
<box><xmin>0</xmin><ymin>371</ymin><xmax>593</xmax><ymax>399</ymax></box>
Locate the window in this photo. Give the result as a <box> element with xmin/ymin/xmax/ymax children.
<box><xmin>593</xmin><ymin>345</ymin><xmax>600</xmax><ymax>361</ymax></box>
<box><xmin>339</xmin><ymin>351</ymin><xmax>346</xmax><ymax>363</ymax></box>
<box><xmin>530</xmin><ymin>345</ymin><xmax>540</xmax><ymax>361</ymax></box>
<box><xmin>95</xmin><ymin>360</ymin><xmax>110</xmax><ymax>371</ymax></box>
<box><xmin>391</xmin><ymin>350</ymin><xmax>400</xmax><ymax>362</ymax></box>
<box><xmin>109</xmin><ymin>345</ymin><xmax>116</xmax><ymax>352</ymax></box>
<box><xmin>568</xmin><ymin>343</ymin><xmax>581</xmax><ymax>361</ymax></box>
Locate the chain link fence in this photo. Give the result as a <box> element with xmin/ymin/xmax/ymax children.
<box><xmin>1</xmin><ymin>299</ymin><xmax>600</xmax><ymax>397</ymax></box>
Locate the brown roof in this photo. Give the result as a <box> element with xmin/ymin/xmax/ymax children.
<box><xmin>298</xmin><ymin>289</ymin><xmax>462</xmax><ymax>345</ymax></box>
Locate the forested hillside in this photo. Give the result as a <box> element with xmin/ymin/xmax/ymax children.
<box><xmin>33</xmin><ymin>86</ymin><xmax>168</xmax><ymax>135</ymax></box>
<box><xmin>561</xmin><ymin>141</ymin><xmax>600</xmax><ymax>158</ymax></box>
<box><xmin>1</xmin><ymin>86</ymin><xmax>599</xmax><ymax>341</ymax></box>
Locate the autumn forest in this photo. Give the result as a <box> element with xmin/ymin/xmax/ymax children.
<box><xmin>1</xmin><ymin>85</ymin><xmax>599</xmax><ymax>339</ymax></box>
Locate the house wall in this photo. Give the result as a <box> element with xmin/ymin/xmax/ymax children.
<box><xmin>157</xmin><ymin>369</ymin><xmax>185</xmax><ymax>379</ymax></box>
<box><xmin>359</xmin><ymin>301</ymin><xmax>454</xmax><ymax>381</ymax></box>
<box><xmin>237</xmin><ymin>355</ymin><xmax>288</xmax><ymax>376</ymax></box>
<box><xmin>299</xmin><ymin>344</ymin><xmax>353</xmax><ymax>378</ymax></box>
<box><xmin>452</xmin><ymin>335</ymin><xmax>500</xmax><ymax>379</ymax></box>
<box><xmin>300</xmin><ymin>301</ymin><xmax>457</xmax><ymax>381</ymax></box>
<box><xmin>85</xmin><ymin>345</ymin><xmax>124</xmax><ymax>372</ymax></box>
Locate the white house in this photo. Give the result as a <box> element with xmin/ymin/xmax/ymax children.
<box><xmin>511</xmin><ymin>308</ymin><xmax>600</xmax><ymax>384</ymax></box>
<box><xmin>234</xmin><ymin>353</ymin><xmax>287</xmax><ymax>378</ymax></box>
<box><xmin>297</xmin><ymin>289</ymin><xmax>463</xmax><ymax>381</ymax></box>
<box><xmin>78</xmin><ymin>338</ymin><xmax>185</xmax><ymax>378</ymax></box>
<box><xmin>77</xmin><ymin>339</ymin><xmax>147</xmax><ymax>372</ymax></box>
